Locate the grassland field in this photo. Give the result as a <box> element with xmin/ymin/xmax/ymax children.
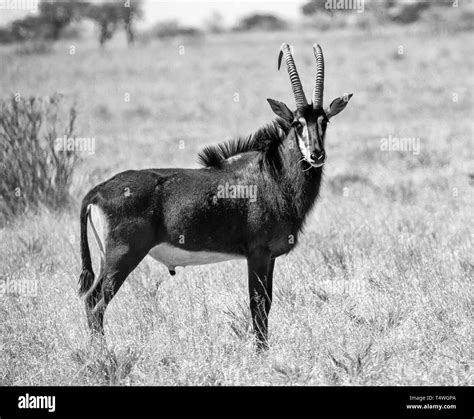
<box><xmin>0</xmin><ymin>27</ymin><xmax>472</xmax><ymax>385</ymax></box>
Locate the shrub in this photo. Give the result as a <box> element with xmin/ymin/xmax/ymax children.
<box><xmin>9</xmin><ymin>15</ymin><xmax>53</xmax><ymax>42</ymax></box>
<box><xmin>420</xmin><ymin>2</ymin><xmax>474</xmax><ymax>33</ymax></box>
<box><xmin>0</xmin><ymin>94</ymin><xmax>78</xmax><ymax>226</ymax></box>
<box><xmin>234</xmin><ymin>13</ymin><xmax>287</xmax><ymax>32</ymax></box>
<box><xmin>0</xmin><ymin>28</ymin><xmax>16</xmax><ymax>44</ymax></box>
<box><xmin>302</xmin><ymin>12</ymin><xmax>348</xmax><ymax>31</ymax></box>
<box><xmin>387</xmin><ymin>1</ymin><xmax>431</xmax><ymax>24</ymax></box>
<box><xmin>14</xmin><ymin>40</ymin><xmax>54</xmax><ymax>56</ymax></box>
<box><xmin>301</xmin><ymin>0</ymin><xmax>335</xmax><ymax>16</ymax></box>
<box><xmin>151</xmin><ymin>20</ymin><xmax>203</xmax><ymax>39</ymax></box>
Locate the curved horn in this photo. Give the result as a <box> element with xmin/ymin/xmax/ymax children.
<box><xmin>278</xmin><ymin>43</ymin><xmax>308</xmax><ymax>109</ymax></box>
<box><xmin>312</xmin><ymin>43</ymin><xmax>325</xmax><ymax>109</ymax></box>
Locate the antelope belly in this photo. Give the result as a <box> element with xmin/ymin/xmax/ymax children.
<box><xmin>148</xmin><ymin>243</ymin><xmax>243</xmax><ymax>270</ymax></box>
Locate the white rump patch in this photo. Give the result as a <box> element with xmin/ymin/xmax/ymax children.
<box><xmin>148</xmin><ymin>243</ymin><xmax>243</xmax><ymax>270</ymax></box>
<box><xmin>88</xmin><ymin>204</ymin><xmax>108</xmax><ymax>267</ymax></box>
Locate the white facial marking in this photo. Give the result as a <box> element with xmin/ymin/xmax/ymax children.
<box><xmin>317</xmin><ymin>116</ymin><xmax>323</xmax><ymax>139</ymax></box>
<box><xmin>317</xmin><ymin>115</ymin><xmax>327</xmax><ymax>142</ymax></box>
<box><xmin>296</xmin><ymin>117</ymin><xmax>311</xmax><ymax>161</ymax></box>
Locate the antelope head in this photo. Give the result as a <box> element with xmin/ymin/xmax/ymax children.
<box><xmin>267</xmin><ymin>43</ymin><xmax>352</xmax><ymax>168</ymax></box>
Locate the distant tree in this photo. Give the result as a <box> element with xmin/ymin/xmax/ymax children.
<box><xmin>122</xmin><ymin>2</ymin><xmax>140</xmax><ymax>44</ymax></box>
<box><xmin>85</xmin><ymin>0</ymin><xmax>143</xmax><ymax>46</ymax></box>
<box><xmin>38</xmin><ymin>0</ymin><xmax>79</xmax><ymax>40</ymax></box>
<box><xmin>302</xmin><ymin>0</ymin><xmax>433</xmax><ymax>24</ymax></box>
<box><xmin>204</xmin><ymin>11</ymin><xmax>225</xmax><ymax>34</ymax></box>
<box><xmin>301</xmin><ymin>0</ymin><xmax>334</xmax><ymax>16</ymax></box>
<box><xmin>302</xmin><ymin>0</ymin><xmax>403</xmax><ymax>16</ymax></box>
<box><xmin>1</xmin><ymin>0</ymin><xmax>142</xmax><ymax>45</ymax></box>
<box><xmin>7</xmin><ymin>0</ymin><xmax>85</xmax><ymax>43</ymax></box>
<box><xmin>235</xmin><ymin>13</ymin><xmax>287</xmax><ymax>31</ymax></box>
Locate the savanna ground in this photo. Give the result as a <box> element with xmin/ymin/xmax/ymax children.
<box><xmin>0</xmin><ymin>26</ymin><xmax>472</xmax><ymax>385</ymax></box>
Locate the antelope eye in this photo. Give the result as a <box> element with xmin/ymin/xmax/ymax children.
<box><xmin>293</xmin><ymin>121</ymin><xmax>303</xmax><ymax>130</ymax></box>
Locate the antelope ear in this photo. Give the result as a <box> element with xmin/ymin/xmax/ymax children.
<box><xmin>326</xmin><ymin>93</ymin><xmax>353</xmax><ymax>119</ymax></box>
<box><xmin>267</xmin><ymin>98</ymin><xmax>294</xmax><ymax>123</ymax></box>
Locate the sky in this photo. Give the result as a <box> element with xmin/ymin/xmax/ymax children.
<box><xmin>0</xmin><ymin>0</ymin><xmax>307</xmax><ymax>28</ymax></box>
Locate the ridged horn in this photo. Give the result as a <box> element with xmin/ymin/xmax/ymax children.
<box><xmin>278</xmin><ymin>43</ymin><xmax>308</xmax><ymax>109</ymax></box>
<box><xmin>312</xmin><ymin>43</ymin><xmax>325</xmax><ymax>109</ymax></box>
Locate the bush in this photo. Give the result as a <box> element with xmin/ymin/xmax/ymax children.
<box><xmin>14</xmin><ymin>40</ymin><xmax>54</xmax><ymax>56</ymax></box>
<box><xmin>234</xmin><ymin>13</ymin><xmax>287</xmax><ymax>31</ymax></box>
<box><xmin>420</xmin><ymin>2</ymin><xmax>474</xmax><ymax>33</ymax></box>
<box><xmin>301</xmin><ymin>0</ymin><xmax>335</xmax><ymax>16</ymax></box>
<box><xmin>9</xmin><ymin>15</ymin><xmax>52</xmax><ymax>42</ymax></box>
<box><xmin>0</xmin><ymin>94</ymin><xmax>78</xmax><ymax>226</ymax></box>
<box><xmin>387</xmin><ymin>1</ymin><xmax>431</xmax><ymax>24</ymax></box>
<box><xmin>302</xmin><ymin>12</ymin><xmax>349</xmax><ymax>31</ymax></box>
<box><xmin>0</xmin><ymin>28</ymin><xmax>16</xmax><ymax>44</ymax></box>
<box><xmin>151</xmin><ymin>20</ymin><xmax>203</xmax><ymax>39</ymax></box>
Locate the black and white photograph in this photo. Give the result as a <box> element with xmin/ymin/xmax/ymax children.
<box><xmin>0</xmin><ymin>0</ymin><xmax>472</xmax><ymax>416</ymax></box>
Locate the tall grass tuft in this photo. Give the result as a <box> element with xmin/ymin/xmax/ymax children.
<box><xmin>0</xmin><ymin>94</ymin><xmax>78</xmax><ymax>226</ymax></box>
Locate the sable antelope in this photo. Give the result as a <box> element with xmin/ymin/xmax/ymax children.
<box><xmin>78</xmin><ymin>43</ymin><xmax>352</xmax><ymax>350</ymax></box>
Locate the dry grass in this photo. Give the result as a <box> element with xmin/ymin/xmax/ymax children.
<box><xmin>0</xmin><ymin>27</ymin><xmax>472</xmax><ymax>385</ymax></box>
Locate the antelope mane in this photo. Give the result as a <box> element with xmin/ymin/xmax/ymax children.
<box><xmin>197</xmin><ymin>119</ymin><xmax>290</xmax><ymax>169</ymax></box>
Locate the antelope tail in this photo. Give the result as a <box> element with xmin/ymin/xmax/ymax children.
<box><xmin>78</xmin><ymin>201</ymin><xmax>94</xmax><ymax>297</ymax></box>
